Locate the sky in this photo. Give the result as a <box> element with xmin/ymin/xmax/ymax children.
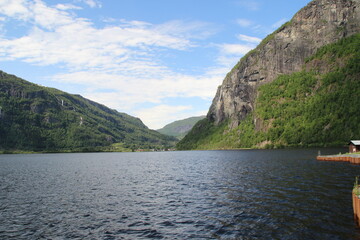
<box><xmin>0</xmin><ymin>0</ymin><xmax>312</xmax><ymax>129</ymax></box>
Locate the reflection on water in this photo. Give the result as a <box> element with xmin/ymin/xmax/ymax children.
<box><xmin>0</xmin><ymin>148</ymin><xmax>360</xmax><ymax>239</ymax></box>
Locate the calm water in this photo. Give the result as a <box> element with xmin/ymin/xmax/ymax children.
<box><xmin>1</xmin><ymin>149</ymin><xmax>360</xmax><ymax>239</ymax></box>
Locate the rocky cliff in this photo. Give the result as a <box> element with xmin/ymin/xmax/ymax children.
<box><xmin>208</xmin><ymin>0</ymin><xmax>360</xmax><ymax>128</ymax></box>
<box><xmin>177</xmin><ymin>0</ymin><xmax>360</xmax><ymax>150</ymax></box>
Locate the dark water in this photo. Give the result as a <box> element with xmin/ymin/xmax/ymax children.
<box><xmin>1</xmin><ymin>149</ymin><xmax>360</xmax><ymax>239</ymax></box>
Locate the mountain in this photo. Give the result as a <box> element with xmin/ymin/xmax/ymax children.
<box><xmin>178</xmin><ymin>0</ymin><xmax>360</xmax><ymax>150</ymax></box>
<box><xmin>157</xmin><ymin>116</ymin><xmax>205</xmax><ymax>140</ymax></box>
<box><xmin>0</xmin><ymin>71</ymin><xmax>177</xmax><ymax>152</ymax></box>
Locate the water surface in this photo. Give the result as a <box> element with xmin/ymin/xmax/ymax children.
<box><xmin>1</xmin><ymin>148</ymin><xmax>359</xmax><ymax>239</ymax></box>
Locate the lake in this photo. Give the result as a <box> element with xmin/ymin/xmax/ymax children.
<box><xmin>1</xmin><ymin>148</ymin><xmax>360</xmax><ymax>239</ymax></box>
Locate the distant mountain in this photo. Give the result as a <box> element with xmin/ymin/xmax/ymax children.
<box><xmin>157</xmin><ymin>116</ymin><xmax>205</xmax><ymax>139</ymax></box>
<box><xmin>178</xmin><ymin>0</ymin><xmax>360</xmax><ymax>150</ymax></box>
<box><xmin>0</xmin><ymin>71</ymin><xmax>177</xmax><ymax>152</ymax></box>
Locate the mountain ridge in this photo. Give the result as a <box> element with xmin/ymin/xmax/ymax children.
<box><xmin>208</xmin><ymin>0</ymin><xmax>360</xmax><ymax>127</ymax></box>
<box><xmin>0</xmin><ymin>70</ymin><xmax>177</xmax><ymax>152</ymax></box>
<box><xmin>178</xmin><ymin>0</ymin><xmax>360</xmax><ymax>150</ymax></box>
<box><xmin>157</xmin><ymin>116</ymin><xmax>205</xmax><ymax>140</ymax></box>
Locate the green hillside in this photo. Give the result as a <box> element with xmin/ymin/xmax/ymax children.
<box><xmin>157</xmin><ymin>116</ymin><xmax>205</xmax><ymax>139</ymax></box>
<box><xmin>0</xmin><ymin>71</ymin><xmax>177</xmax><ymax>152</ymax></box>
<box><xmin>177</xmin><ymin>34</ymin><xmax>360</xmax><ymax>150</ymax></box>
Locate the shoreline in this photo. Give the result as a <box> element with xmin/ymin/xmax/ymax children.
<box><xmin>0</xmin><ymin>146</ymin><xmax>348</xmax><ymax>155</ymax></box>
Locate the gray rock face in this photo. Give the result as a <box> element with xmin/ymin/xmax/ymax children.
<box><xmin>208</xmin><ymin>0</ymin><xmax>360</xmax><ymax>127</ymax></box>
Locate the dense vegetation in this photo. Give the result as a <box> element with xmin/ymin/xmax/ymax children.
<box><xmin>0</xmin><ymin>72</ymin><xmax>177</xmax><ymax>152</ymax></box>
<box><xmin>157</xmin><ymin>116</ymin><xmax>205</xmax><ymax>140</ymax></box>
<box><xmin>177</xmin><ymin>34</ymin><xmax>360</xmax><ymax>150</ymax></box>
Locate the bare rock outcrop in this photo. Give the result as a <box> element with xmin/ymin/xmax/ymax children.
<box><xmin>208</xmin><ymin>0</ymin><xmax>360</xmax><ymax>127</ymax></box>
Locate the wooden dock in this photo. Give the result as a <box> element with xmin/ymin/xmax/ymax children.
<box><xmin>317</xmin><ymin>154</ymin><xmax>360</xmax><ymax>164</ymax></box>
<box><xmin>353</xmin><ymin>178</ymin><xmax>360</xmax><ymax>227</ymax></box>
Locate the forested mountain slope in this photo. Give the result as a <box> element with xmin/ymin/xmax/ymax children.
<box><xmin>0</xmin><ymin>71</ymin><xmax>176</xmax><ymax>151</ymax></box>
<box><xmin>178</xmin><ymin>0</ymin><xmax>360</xmax><ymax>150</ymax></box>
<box><xmin>157</xmin><ymin>116</ymin><xmax>205</xmax><ymax>140</ymax></box>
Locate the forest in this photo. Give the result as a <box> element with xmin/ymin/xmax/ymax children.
<box><xmin>177</xmin><ymin>34</ymin><xmax>360</xmax><ymax>150</ymax></box>
<box><xmin>0</xmin><ymin>72</ymin><xmax>176</xmax><ymax>152</ymax></box>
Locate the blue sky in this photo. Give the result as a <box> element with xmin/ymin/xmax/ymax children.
<box><xmin>0</xmin><ymin>0</ymin><xmax>311</xmax><ymax>129</ymax></box>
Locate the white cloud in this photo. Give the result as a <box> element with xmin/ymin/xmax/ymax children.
<box><xmin>52</xmin><ymin>68</ymin><xmax>223</xmax><ymax>108</ymax></box>
<box><xmin>77</xmin><ymin>0</ymin><xmax>102</xmax><ymax>8</ymax></box>
<box><xmin>236</xmin><ymin>1</ymin><xmax>260</xmax><ymax>11</ymax></box>
<box><xmin>154</xmin><ymin>20</ymin><xmax>217</xmax><ymax>40</ymax></box>
<box><xmin>272</xmin><ymin>18</ymin><xmax>288</xmax><ymax>30</ymax></box>
<box><xmin>0</xmin><ymin>0</ymin><xmax>31</xmax><ymax>20</ymax></box>
<box><xmin>0</xmin><ymin>0</ymin><xmax>224</xmax><ymax>129</ymax></box>
<box><xmin>216</xmin><ymin>55</ymin><xmax>241</xmax><ymax>67</ymax></box>
<box><xmin>55</xmin><ymin>4</ymin><xmax>82</xmax><ymax>11</ymax></box>
<box><xmin>237</xmin><ymin>34</ymin><xmax>261</xmax><ymax>44</ymax></box>
<box><xmin>134</xmin><ymin>105</ymin><xmax>193</xmax><ymax>130</ymax></box>
<box><xmin>214</xmin><ymin>34</ymin><xmax>259</xmax><ymax>73</ymax></box>
<box><xmin>236</xmin><ymin>18</ymin><xmax>253</xmax><ymax>28</ymax></box>
<box><xmin>57</xmin><ymin>68</ymin><xmax>222</xmax><ymax>129</ymax></box>
<box><xmin>220</xmin><ymin>43</ymin><xmax>254</xmax><ymax>55</ymax></box>
<box><xmin>0</xmin><ymin>1</ymin><xmax>198</xmax><ymax>69</ymax></box>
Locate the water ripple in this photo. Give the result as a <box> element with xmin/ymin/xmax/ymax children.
<box><xmin>1</xmin><ymin>149</ymin><xmax>360</xmax><ymax>239</ymax></box>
